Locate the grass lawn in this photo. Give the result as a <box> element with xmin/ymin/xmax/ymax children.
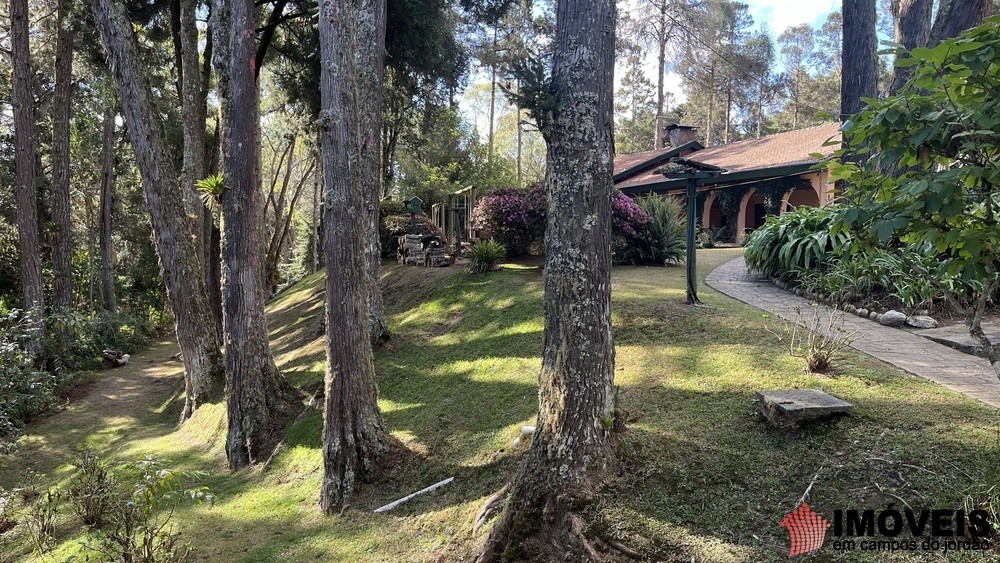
<box><xmin>2</xmin><ymin>248</ymin><xmax>1000</xmax><ymax>561</ymax></box>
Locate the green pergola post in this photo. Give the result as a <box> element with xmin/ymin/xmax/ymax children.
<box><xmin>685</xmin><ymin>177</ymin><xmax>699</xmax><ymax>304</ymax></box>
<box><xmin>656</xmin><ymin>159</ymin><xmax>724</xmax><ymax>306</ymax></box>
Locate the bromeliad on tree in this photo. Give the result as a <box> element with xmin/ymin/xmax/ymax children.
<box><xmin>827</xmin><ymin>16</ymin><xmax>1000</xmax><ymax>378</ymax></box>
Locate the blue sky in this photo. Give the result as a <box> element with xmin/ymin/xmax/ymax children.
<box><xmin>746</xmin><ymin>0</ymin><xmax>840</xmax><ymax>35</ymax></box>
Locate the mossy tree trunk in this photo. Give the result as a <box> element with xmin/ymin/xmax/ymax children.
<box><xmin>91</xmin><ymin>0</ymin><xmax>225</xmax><ymax>418</ymax></box>
<box><xmin>11</xmin><ymin>0</ymin><xmax>44</xmax><ymax>358</ymax></box>
<box><xmin>476</xmin><ymin>0</ymin><xmax>617</xmax><ymax>560</ymax></box>
<box><xmin>318</xmin><ymin>0</ymin><xmax>392</xmax><ymax>514</ymax></box>
<box><xmin>212</xmin><ymin>0</ymin><xmax>300</xmax><ymax>470</ymax></box>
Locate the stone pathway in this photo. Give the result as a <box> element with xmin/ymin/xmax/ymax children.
<box><xmin>706</xmin><ymin>257</ymin><xmax>1000</xmax><ymax>408</ymax></box>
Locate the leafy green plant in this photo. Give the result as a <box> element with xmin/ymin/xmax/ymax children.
<box><xmin>744</xmin><ymin>205</ymin><xmax>850</xmax><ymax>280</ymax></box>
<box><xmin>469</xmin><ymin>240</ymin><xmax>506</xmax><ymax>274</ymax></box>
<box><xmin>827</xmin><ymin>17</ymin><xmax>1000</xmax><ymax>373</ymax></box>
<box><xmin>67</xmin><ymin>450</ymin><xmax>115</xmax><ymax>527</ymax></box>
<box><xmin>633</xmin><ymin>195</ymin><xmax>686</xmax><ymax>266</ymax></box>
<box><xmin>195</xmin><ymin>174</ymin><xmax>225</xmax><ymax>205</ymax></box>
<box><xmin>90</xmin><ymin>457</ymin><xmax>214</xmax><ymax>563</ymax></box>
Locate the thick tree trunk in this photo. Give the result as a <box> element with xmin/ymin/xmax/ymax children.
<box><xmin>930</xmin><ymin>0</ymin><xmax>990</xmax><ymax>46</ymax></box>
<box><xmin>889</xmin><ymin>0</ymin><xmax>932</xmax><ymax>94</ymax></box>
<box><xmin>51</xmin><ymin>0</ymin><xmax>75</xmax><ymax>319</ymax></box>
<box><xmin>318</xmin><ymin>0</ymin><xmax>392</xmax><ymax>514</ymax></box>
<box><xmin>476</xmin><ymin>0</ymin><xmax>617</xmax><ymax>560</ymax></box>
<box><xmin>99</xmin><ymin>104</ymin><xmax>118</xmax><ymax>314</ymax></box>
<box><xmin>359</xmin><ymin>0</ymin><xmax>390</xmax><ymax>346</ymax></box>
<box><xmin>91</xmin><ymin>0</ymin><xmax>225</xmax><ymax>417</ymax></box>
<box><xmin>11</xmin><ymin>0</ymin><xmax>45</xmax><ymax>358</ymax></box>
<box><xmin>213</xmin><ymin>0</ymin><xmax>299</xmax><ymax>470</ymax></box>
<box><xmin>841</xmin><ymin>0</ymin><xmax>878</xmax><ymax>119</ymax></box>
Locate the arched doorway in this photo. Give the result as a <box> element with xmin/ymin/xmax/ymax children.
<box><xmin>784</xmin><ymin>186</ymin><xmax>821</xmax><ymax>211</ymax></box>
<box><xmin>701</xmin><ymin>191</ymin><xmax>727</xmax><ymax>231</ymax></box>
<box><xmin>739</xmin><ymin>189</ymin><xmax>767</xmax><ymax>233</ymax></box>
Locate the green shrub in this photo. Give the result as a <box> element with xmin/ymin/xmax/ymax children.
<box><xmin>0</xmin><ymin>313</ymin><xmax>72</xmax><ymax>452</ymax></box>
<box><xmin>744</xmin><ymin>205</ymin><xmax>850</xmax><ymax>280</ymax></box>
<box><xmin>89</xmin><ymin>457</ymin><xmax>214</xmax><ymax>563</ymax></box>
<box><xmin>469</xmin><ymin>240</ymin><xmax>506</xmax><ymax>274</ymax></box>
<box><xmin>633</xmin><ymin>195</ymin><xmax>686</xmax><ymax>266</ymax></box>
<box><xmin>46</xmin><ymin>310</ymin><xmax>155</xmax><ymax>371</ymax></box>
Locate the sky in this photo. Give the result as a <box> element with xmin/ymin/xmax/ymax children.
<box><xmin>645</xmin><ymin>0</ymin><xmax>841</xmax><ymax>103</ymax></box>
<box><xmin>461</xmin><ymin>0</ymin><xmax>843</xmax><ymax>136</ymax></box>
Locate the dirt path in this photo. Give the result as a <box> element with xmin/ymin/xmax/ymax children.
<box><xmin>0</xmin><ymin>338</ymin><xmax>186</xmax><ymax>488</ymax></box>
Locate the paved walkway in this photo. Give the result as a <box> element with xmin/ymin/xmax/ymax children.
<box><xmin>706</xmin><ymin>257</ymin><xmax>1000</xmax><ymax>408</ymax></box>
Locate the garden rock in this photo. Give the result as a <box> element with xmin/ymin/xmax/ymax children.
<box><xmin>906</xmin><ymin>315</ymin><xmax>938</xmax><ymax>329</ymax></box>
<box><xmin>856</xmin><ymin>308</ymin><xmax>868</xmax><ymax>317</ymax></box>
<box><xmin>878</xmin><ymin>310</ymin><xmax>907</xmax><ymax>327</ymax></box>
<box><xmin>868</xmin><ymin>311</ymin><xmax>878</xmax><ymax>320</ymax></box>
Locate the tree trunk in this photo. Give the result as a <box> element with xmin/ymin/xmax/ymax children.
<box><xmin>11</xmin><ymin>0</ymin><xmax>45</xmax><ymax>358</ymax></box>
<box><xmin>99</xmin><ymin>103</ymin><xmax>118</xmax><ymax>314</ymax></box>
<box><xmin>654</xmin><ymin>32</ymin><xmax>667</xmax><ymax>149</ymax></box>
<box><xmin>930</xmin><ymin>0</ymin><xmax>990</xmax><ymax>46</ymax></box>
<box><xmin>91</xmin><ymin>0</ymin><xmax>225</xmax><ymax>417</ymax></box>
<box><xmin>318</xmin><ymin>0</ymin><xmax>392</xmax><ymax>514</ymax></box>
<box><xmin>180</xmin><ymin>0</ymin><xmax>206</xmax><ymax>255</ymax></box>
<box><xmin>359</xmin><ymin>0</ymin><xmax>390</xmax><ymax>346</ymax></box>
<box><xmin>889</xmin><ymin>0</ymin><xmax>932</xmax><ymax>94</ymax></box>
<box><xmin>841</xmin><ymin>0</ymin><xmax>878</xmax><ymax>119</ymax></box>
<box><xmin>51</xmin><ymin>0</ymin><xmax>75</xmax><ymax>319</ymax></box>
<box><xmin>212</xmin><ymin>0</ymin><xmax>299</xmax><ymax>470</ymax></box>
<box><xmin>476</xmin><ymin>0</ymin><xmax>617</xmax><ymax>560</ymax></box>
<box><xmin>706</xmin><ymin>62</ymin><xmax>715</xmax><ymax>146</ymax></box>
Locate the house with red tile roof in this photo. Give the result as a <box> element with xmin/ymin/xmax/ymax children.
<box><xmin>614</xmin><ymin>123</ymin><xmax>841</xmax><ymax>240</ymax></box>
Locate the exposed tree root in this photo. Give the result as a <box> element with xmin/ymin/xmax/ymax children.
<box><xmin>474</xmin><ymin>483</ymin><xmax>511</xmax><ymax>533</ymax></box>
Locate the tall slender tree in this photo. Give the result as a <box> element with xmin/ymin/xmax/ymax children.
<box><xmin>180</xmin><ymin>0</ymin><xmax>207</xmax><ymax>259</ymax></box>
<box><xmin>318</xmin><ymin>0</ymin><xmax>393</xmax><ymax>514</ymax></box>
<box><xmin>51</xmin><ymin>0</ymin><xmax>75</xmax><ymax>320</ymax></box>
<box><xmin>476</xmin><ymin>0</ymin><xmax>617</xmax><ymax>559</ymax></box>
<box><xmin>99</xmin><ymin>103</ymin><xmax>118</xmax><ymax>314</ymax></box>
<box><xmin>91</xmin><ymin>0</ymin><xmax>225</xmax><ymax>418</ymax></box>
<box><xmin>212</xmin><ymin>0</ymin><xmax>300</xmax><ymax>470</ymax></box>
<box><xmin>11</xmin><ymin>0</ymin><xmax>45</xmax><ymax>358</ymax></box>
<box><xmin>361</xmin><ymin>0</ymin><xmax>390</xmax><ymax>346</ymax></box>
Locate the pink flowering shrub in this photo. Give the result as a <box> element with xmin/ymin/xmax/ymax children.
<box><xmin>471</xmin><ymin>187</ymin><xmax>545</xmax><ymax>256</ymax></box>
<box><xmin>472</xmin><ymin>186</ymin><xmax>652</xmax><ymax>262</ymax></box>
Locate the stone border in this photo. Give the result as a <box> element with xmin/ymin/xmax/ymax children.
<box><xmin>706</xmin><ymin>256</ymin><xmax>1000</xmax><ymax>408</ymax></box>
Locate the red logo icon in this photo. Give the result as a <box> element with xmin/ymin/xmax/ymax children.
<box><xmin>780</xmin><ymin>502</ymin><xmax>831</xmax><ymax>556</ymax></box>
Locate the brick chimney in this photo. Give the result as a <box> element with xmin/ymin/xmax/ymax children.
<box><xmin>667</xmin><ymin>124</ymin><xmax>698</xmax><ymax>148</ymax></box>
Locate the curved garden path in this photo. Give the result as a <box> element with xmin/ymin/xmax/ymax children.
<box><xmin>706</xmin><ymin>256</ymin><xmax>1000</xmax><ymax>408</ymax></box>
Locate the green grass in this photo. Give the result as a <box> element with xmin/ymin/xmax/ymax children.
<box><xmin>2</xmin><ymin>248</ymin><xmax>1000</xmax><ymax>561</ymax></box>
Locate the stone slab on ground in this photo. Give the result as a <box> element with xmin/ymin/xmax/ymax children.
<box><xmin>706</xmin><ymin>257</ymin><xmax>1000</xmax><ymax>408</ymax></box>
<box><xmin>757</xmin><ymin>389</ymin><xmax>852</xmax><ymax>427</ymax></box>
<box><xmin>916</xmin><ymin>322</ymin><xmax>1000</xmax><ymax>359</ymax></box>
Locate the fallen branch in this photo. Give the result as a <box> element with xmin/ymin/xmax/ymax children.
<box><xmin>374</xmin><ymin>477</ymin><xmax>454</xmax><ymax>513</ymax></box>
